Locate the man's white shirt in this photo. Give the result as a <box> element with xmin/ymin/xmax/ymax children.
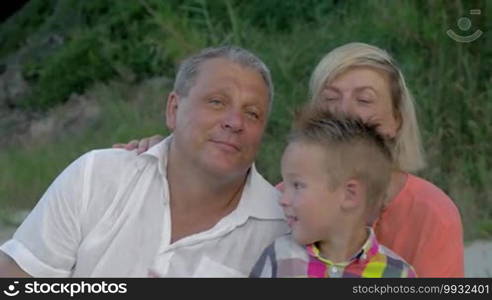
<box><xmin>1</xmin><ymin>136</ymin><xmax>289</xmax><ymax>277</ymax></box>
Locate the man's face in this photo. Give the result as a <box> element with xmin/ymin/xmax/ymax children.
<box><xmin>167</xmin><ymin>58</ymin><xmax>269</xmax><ymax>180</ymax></box>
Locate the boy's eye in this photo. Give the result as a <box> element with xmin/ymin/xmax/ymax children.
<box><xmin>293</xmin><ymin>181</ymin><xmax>304</xmax><ymax>190</ymax></box>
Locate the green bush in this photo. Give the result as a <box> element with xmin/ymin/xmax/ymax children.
<box><xmin>23</xmin><ymin>31</ymin><xmax>114</xmax><ymax>109</ymax></box>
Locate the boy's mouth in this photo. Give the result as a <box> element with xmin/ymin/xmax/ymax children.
<box><xmin>286</xmin><ymin>215</ymin><xmax>298</xmax><ymax>227</ymax></box>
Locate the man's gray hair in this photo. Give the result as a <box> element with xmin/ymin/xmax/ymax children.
<box><xmin>173</xmin><ymin>46</ymin><xmax>274</xmax><ymax>111</ymax></box>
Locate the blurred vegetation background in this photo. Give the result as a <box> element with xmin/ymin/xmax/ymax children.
<box><xmin>0</xmin><ymin>0</ymin><xmax>490</xmax><ymax>241</ymax></box>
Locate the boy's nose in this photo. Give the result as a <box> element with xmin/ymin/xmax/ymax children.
<box><xmin>279</xmin><ymin>193</ymin><xmax>290</xmax><ymax>207</ymax></box>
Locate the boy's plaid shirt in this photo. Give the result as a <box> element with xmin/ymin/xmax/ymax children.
<box><xmin>250</xmin><ymin>228</ymin><xmax>416</xmax><ymax>278</ymax></box>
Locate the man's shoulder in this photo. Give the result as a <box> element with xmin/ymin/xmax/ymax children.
<box><xmin>272</xmin><ymin>234</ymin><xmax>306</xmax><ymax>259</ymax></box>
<box><xmin>239</xmin><ymin>165</ymin><xmax>285</xmax><ymax>221</ymax></box>
<box><xmin>85</xmin><ymin>148</ymin><xmax>158</xmax><ymax>172</ymax></box>
<box><xmin>89</xmin><ymin>147</ymin><xmax>144</xmax><ymax>162</ymax></box>
<box><xmin>74</xmin><ymin>148</ymin><xmax>160</xmax><ymax>201</ymax></box>
<box><xmin>249</xmin><ymin>168</ymin><xmax>281</xmax><ymax>200</ymax></box>
<box><xmin>274</xmin><ymin>233</ymin><xmax>298</xmax><ymax>248</ymax></box>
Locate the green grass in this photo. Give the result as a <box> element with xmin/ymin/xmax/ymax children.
<box><xmin>0</xmin><ymin>0</ymin><xmax>490</xmax><ymax>240</ymax></box>
<box><xmin>0</xmin><ymin>78</ymin><xmax>170</xmax><ymax>214</ymax></box>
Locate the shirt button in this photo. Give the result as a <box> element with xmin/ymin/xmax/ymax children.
<box><xmin>331</xmin><ymin>266</ymin><xmax>338</xmax><ymax>273</ymax></box>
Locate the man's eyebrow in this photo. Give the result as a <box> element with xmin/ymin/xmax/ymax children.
<box><xmin>203</xmin><ymin>87</ymin><xmax>228</xmax><ymax>94</ymax></box>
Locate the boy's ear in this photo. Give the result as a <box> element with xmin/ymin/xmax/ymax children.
<box><xmin>166</xmin><ymin>92</ymin><xmax>180</xmax><ymax>131</ymax></box>
<box><xmin>341</xmin><ymin>179</ymin><xmax>364</xmax><ymax>210</ymax></box>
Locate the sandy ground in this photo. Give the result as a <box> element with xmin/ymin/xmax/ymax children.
<box><xmin>0</xmin><ymin>224</ymin><xmax>491</xmax><ymax>277</ymax></box>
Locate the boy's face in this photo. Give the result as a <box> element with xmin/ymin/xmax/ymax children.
<box><xmin>279</xmin><ymin>141</ymin><xmax>345</xmax><ymax>245</ymax></box>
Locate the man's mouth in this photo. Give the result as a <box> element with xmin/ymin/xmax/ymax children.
<box><xmin>210</xmin><ymin>140</ymin><xmax>241</xmax><ymax>152</ymax></box>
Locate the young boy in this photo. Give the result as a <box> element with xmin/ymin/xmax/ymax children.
<box><xmin>250</xmin><ymin>107</ymin><xmax>416</xmax><ymax>278</ymax></box>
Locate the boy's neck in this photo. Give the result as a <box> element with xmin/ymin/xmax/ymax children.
<box><xmin>316</xmin><ymin>223</ymin><xmax>369</xmax><ymax>264</ymax></box>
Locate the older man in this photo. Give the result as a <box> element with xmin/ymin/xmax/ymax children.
<box><xmin>0</xmin><ymin>46</ymin><xmax>289</xmax><ymax>277</ymax></box>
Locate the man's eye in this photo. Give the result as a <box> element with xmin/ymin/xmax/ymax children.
<box><xmin>357</xmin><ymin>98</ymin><xmax>371</xmax><ymax>104</ymax></box>
<box><xmin>246</xmin><ymin>111</ymin><xmax>259</xmax><ymax>120</ymax></box>
<box><xmin>209</xmin><ymin>99</ymin><xmax>224</xmax><ymax>106</ymax></box>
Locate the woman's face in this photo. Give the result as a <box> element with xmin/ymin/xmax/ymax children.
<box><xmin>315</xmin><ymin>66</ymin><xmax>401</xmax><ymax>139</ymax></box>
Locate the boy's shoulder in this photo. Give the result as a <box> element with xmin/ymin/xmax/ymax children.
<box><xmin>377</xmin><ymin>243</ymin><xmax>417</xmax><ymax>277</ymax></box>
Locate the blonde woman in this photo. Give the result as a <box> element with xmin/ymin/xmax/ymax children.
<box><xmin>116</xmin><ymin>43</ymin><xmax>464</xmax><ymax>277</ymax></box>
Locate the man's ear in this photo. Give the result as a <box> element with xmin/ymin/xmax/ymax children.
<box><xmin>166</xmin><ymin>92</ymin><xmax>180</xmax><ymax>131</ymax></box>
<box><xmin>341</xmin><ymin>179</ymin><xmax>364</xmax><ymax>210</ymax></box>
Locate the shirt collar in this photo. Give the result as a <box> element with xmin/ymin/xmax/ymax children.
<box><xmin>141</xmin><ymin>134</ymin><xmax>285</xmax><ymax>221</ymax></box>
<box><xmin>306</xmin><ymin>227</ymin><xmax>379</xmax><ymax>266</ymax></box>
<box><xmin>140</xmin><ymin>134</ymin><xmax>171</xmax><ymax>177</ymax></box>
<box><xmin>234</xmin><ymin>164</ymin><xmax>285</xmax><ymax>220</ymax></box>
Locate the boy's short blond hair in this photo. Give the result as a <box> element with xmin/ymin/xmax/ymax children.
<box><xmin>290</xmin><ymin>105</ymin><xmax>392</xmax><ymax>216</ymax></box>
<box><xmin>309</xmin><ymin>42</ymin><xmax>425</xmax><ymax>173</ymax></box>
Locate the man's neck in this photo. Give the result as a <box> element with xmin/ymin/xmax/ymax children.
<box><xmin>166</xmin><ymin>142</ymin><xmax>248</xmax><ymax>243</ymax></box>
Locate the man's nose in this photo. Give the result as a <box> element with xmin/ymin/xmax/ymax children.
<box><xmin>222</xmin><ymin>109</ymin><xmax>245</xmax><ymax>133</ymax></box>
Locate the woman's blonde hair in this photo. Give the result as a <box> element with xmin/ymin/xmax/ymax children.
<box><xmin>309</xmin><ymin>42</ymin><xmax>425</xmax><ymax>172</ymax></box>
